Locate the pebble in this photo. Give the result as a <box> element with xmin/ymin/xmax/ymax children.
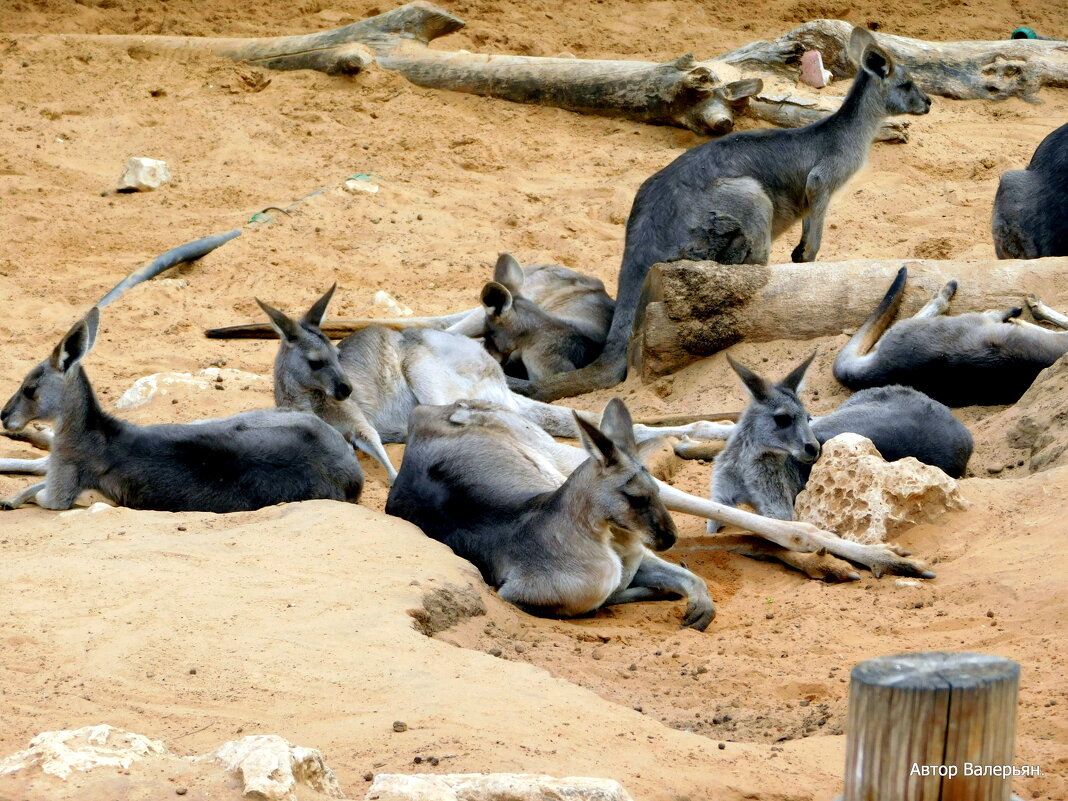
<box><xmin>489</xmin><ymin>648</ymin><xmax>502</xmax><ymax>657</ymax></box>
<box><xmin>364</xmin><ymin>772</ymin><xmax>374</xmax><ymax>782</ymax></box>
<box><xmin>392</xmin><ymin>721</ymin><xmax>408</xmax><ymax>732</ymax></box>
<box><xmin>718</xmin><ymin>743</ymin><xmax>726</xmax><ymax>750</ymax></box>
<box><xmin>188</xmin><ymin>668</ymin><xmax>197</xmax><ymax>675</ymax></box>
<box><xmin>176</xmin><ymin>789</ymin><xmax>187</xmax><ymax>796</ymax></box>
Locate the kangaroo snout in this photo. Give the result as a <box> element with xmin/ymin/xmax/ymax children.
<box><xmin>796</xmin><ymin>440</ymin><xmax>821</xmax><ymax>464</ymax></box>
<box><xmin>333</xmin><ymin>381</ymin><xmax>353</xmax><ymax>401</ymax></box>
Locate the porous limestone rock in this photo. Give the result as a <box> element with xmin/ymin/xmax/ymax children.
<box><xmin>0</xmin><ymin>725</ymin><xmax>167</xmax><ymax>780</ymax></box>
<box><xmin>206</xmin><ymin>734</ymin><xmax>344</xmax><ymax>800</ymax></box>
<box><xmin>116</xmin><ymin>157</ymin><xmax>171</xmax><ymax>191</ymax></box>
<box><xmin>794</xmin><ymin>433</ymin><xmax>967</xmax><ymax>544</ymax></box>
<box><xmin>0</xmin><ymin>726</ymin><xmax>345</xmax><ymax>801</ymax></box>
<box><xmin>366</xmin><ymin>773</ymin><xmax>633</xmax><ymax>801</ymax></box>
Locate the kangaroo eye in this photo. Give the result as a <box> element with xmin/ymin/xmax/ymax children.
<box><xmin>22</xmin><ymin>386</ymin><xmax>37</xmax><ymax>400</ymax></box>
<box><xmin>901</xmin><ymin>80</ymin><xmax>913</xmax><ymax>90</ymax></box>
<box><xmin>773</xmin><ymin>413</ymin><xmax>792</xmax><ymax>428</ymax></box>
<box><xmin>624</xmin><ymin>491</ymin><xmax>650</xmax><ymax>508</ymax></box>
<box><xmin>308</xmin><ymin>359</ymin><xmax>325</xmax><ymax>370</ymax></box>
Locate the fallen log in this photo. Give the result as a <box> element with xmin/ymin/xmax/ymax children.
<box><xmin>632</xmin><ymin>256</ymin><xmax>1068</xmax><ymax>379</ymax></box>
<box><xmin>35</xmin><ymin>1</ymin><xmax>464</xmax><ymax>75</ymax></box>
<box><xmin>722</xmin><ymin>19</ymin><xmax>1068</xmax><ymax>102</ymax></box>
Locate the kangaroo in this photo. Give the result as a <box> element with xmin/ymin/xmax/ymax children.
<box><xmin>993</xmin><ymin>121</ymin><xmax>1068</xmax><ymax>259</ymax></box>
<box><xmin>515</xmin><ymin>26</ymin><xmax>932</xmax><ymax>402</ymax></box>
<box><xmin>258</xmin><ymin>285</ymin><xmax>733</xmax><ymax>483</ymax></box>
<box><xmin>386</xmin><ymin>398</ymin><xmax>716</xmax><ymax>629</ymax></box>
<box><xmin>833</xmin><ymin>267</ymin><xmax>1068</xmax><ymax>406</ymax></box>
<box><xmin>0</xmin><ymin>308</ymin><xmax>363</xmax><ymax>512</ymax></box>
<box><xmin>708</xmin><ymin>353</ymin><xmax>972</xmax><ymax>535</ymax></box>
<box><xmin>204</xmin><ymin>253</ymin><xmax>614</xmax><ymax>348</ymax></box>
<box><xmin>481</xmin><ymin>253</ymin><xmax>613</xmax><ymax>381</ymax></box>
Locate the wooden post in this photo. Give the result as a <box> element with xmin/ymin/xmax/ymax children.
<box><xmin>842</xmin><ymin>652</ymin><xmax>1021</xmax><ymax>801</ymax></box>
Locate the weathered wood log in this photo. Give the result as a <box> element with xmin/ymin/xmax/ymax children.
<box><xmin>632</xmin><ymin>256</ymin><xmax>1068</xmax><ymax>379</ymax></box>
<box><xmin>841</xmin><ymin>652</ymin><xmax>1020</xmax><ymax>801</ymax></box>
<box><xmin>722</xmin><ymin>19</ymin><xmax>1068</xmax><ymax>102</ymax></box>
<box><xmin>36</xmin><ymin>1</ymin><xmax>463</xmax><ymax>75</ymax></box>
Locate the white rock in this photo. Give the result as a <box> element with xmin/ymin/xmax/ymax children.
<box><xmin>367</xmin><ymin>773</ymin><xmax>634</xmax><ymax>801</ymax></box>
<box><xmin>207</xmin><ymin>734</ymin><xmax>344</xmax><ymax>801</ymax></box>
<box><xmin>0</xmin><ymin>725</ymin><xmax>167</xmax><ymax>780</ymax></box>
<box><xmin>794</xmin><ymin>433</ymin><xmax>968</xmax><ymax>544</ymax></box>
<box><xmin>344</xmin><ymin>176</ymin><xmax>379</xmax><ymax>195</ymax></box>
<box><xmin>116</xmin><ymin>367</ymin><xmax>266</xmax><ymax>410</ymax></box>
<box><xmin>373</xmin><ymin>290</ymin><xmax>412</xmax><ymax>317</ymax></box>
<box><xmin>116</xmin><ymin>157</ymin><xmax>171</xmax><ymax>192</ymax></box>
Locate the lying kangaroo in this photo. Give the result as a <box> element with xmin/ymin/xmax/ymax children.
<box><xmin>0</xmin><ymin>308</ymin><xmax>363</xmax><ymax>512</ymax></box>
<box><xmin>258</xmin><ymin>285</ymin><xmax>731</xmax><ymax>483</ymax></box>
<box><xmin>993</xmin><ymin>121</ymin><xmax>1068</xmax><ymax>259</ymax></box>
<box><xmin>516</xmin><ymin>26</ymin><xmax>933</xmax><ymax>402</ymax></box>
<box><xmin>387</xmin><ymin>398</ymin><xmax>716</xmax><ymax>629</ymax></box>
<box><xmin>480</xmin><ymin>253</ymin><xmax>614</xmax><ymax>381</ymax></box>
<box><xmin>833</xmin><ymin>267</ymin><xmax>1068</xmax><ymax>406</ymax></box>
<box><xmin>709</xmin><ymin>354</ymin><xmax>972</xmax><ymax>540</ymax></box>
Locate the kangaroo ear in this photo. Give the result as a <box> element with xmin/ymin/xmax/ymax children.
<box><xmin>574</xmin><ymin>412</ymin><xmax>619</xmax><ymax>467</ymax></box>
<box><xmin>493</xmin><ymin>253</ymin><xmax>525</xmax><ymax>293</ymax></box>
<box><xmin>302</xmin><ymin>283</ymin><xmax>336</xmax><ymax>329</ymax></box>
<box><xmin>256</xmin><ymin>298</ymin><xmax>300</xmax><ymax>342</ymax></box>
<box><xmin>722</xmin><ymin>77</ymin><xmax>763</xmax><ymax>102</ymax></box>
<box><xmin>50</xmin><ymin>308</ymin><xmax>99</xmax><ymax>373</ymax></box>
<box><xmin>727</xmin><ymin>354</ymin><xmax>773</xmax><ymax>403</ymax></box>
<box><xmin>598</xmin><ymin>397</ymin><xmax>638</xmax><ymax>456</ymax></box>
<box><xmin>481</xmin><ymin>282</ymin><xmax>513</xmax><ymax>317</ymax></box>
<box><xmin>779</xmin><ymin>350</ymin><xmax>818</xmax><ymax>394</ymax></box>
<box><xmin>848</xmin><ymin>26</ymin><xmax>876</xmax><ymax>65</ymax></box>
<box><xmin>850</xmin><ymin>27</ymin><xmax>893</xmax><ymax>78</ymax></box>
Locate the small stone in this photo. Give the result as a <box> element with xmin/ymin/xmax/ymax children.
<box><xmin>718</xmin><ymin>742</ymin><xmax>726</xmax><ymax>750</ymax></box>
<box><xmin>188</xmin><ymin>668</ymin><xmax>196</xmax><ymax>675</ymax></box>
<box><xmin>633</xmin><ymin>705</ymin><xmax>643</xmax><ymax>713</ymax></box>
<box><xmin>364</xmin><ymin>772</ymin><xmax>374</xmax><ymax>782</ymax></box>
<box><xmin>489</xmin><ymin>648</ymin><xmax>502</xmax><ymax>657</ymax></box>
<box><xmin>628</xmin><ymin>663</ymin><xmax>637</xmax><ymax>671</ymax></box>
<box><xmin>591</xmin><ymin>649</ymin><xmax>604</xmax><ymax>660</ymax></box>
<box><xmin>765</xmin><ymin>612</ymin><xmax>775</xmax><ymax>620</ymax></box>
<box><xmin>428</xmin><ymin>756</ymin><xmax>439</xmax><ymax>766</ymax></box>
<box><xmin>176</xmin><ymin>789</ymin><xmax>187</xmax><ymax>796</ymax></box>
<box><xmin>392</xmin><ymin>721</ymin><xmax>407</xmax><ymax>733</ymax></box>
<box><xmin>695</xmin><ymin>665</ymin><xmax>709</xmax><ymax>675</ymax></box>
<box><xmin>116</xmin><ymin>157</ymin><xmax>171</xmax><ymax>192</ymax></box>
<box><xmin>177</xmin><ymin>525</ymin><xmax>187</xmax><ymax>531</ymax></box>
<box><xmin>413</xmin><ymin>756</ymin><xmax>423</xmax><ymax>764</ymax></box>
<box><xmin>986</xmin><ymin>610</ymin><xmax>996</xmax><ymax>618</ymax></box>
<box><xmin>514</xmin><ymin>643</ymin><xmax>526</xmax><ymax>654</ymax></box>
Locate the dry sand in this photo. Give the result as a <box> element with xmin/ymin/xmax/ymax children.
<box><xmin>0</xmin><ymin>1</ymin><xmax>1066</xmax><ymax>799</ymax></box>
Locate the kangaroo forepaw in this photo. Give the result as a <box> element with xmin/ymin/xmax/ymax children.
<box><xmin>866</xmin><ymin>547</ymin><xmax>935</xmax><ymax>580</ymax></box>
<box><xmin>681</xmin><ymin>598</ymin><xmax>716</xmax><ymax>631</ymax></box>
<box><xmin>791</xmin><ymin>242</ymin><xmax>806</xmax><ymax>263</ymax></box>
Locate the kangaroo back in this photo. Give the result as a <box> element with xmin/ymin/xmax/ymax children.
<box><xmin>814</xmin><ymin>386</ymin><xmax>972</xmax><ymax>478</ymax></box>
<box><xmin>993</xmin><ymin>121</ymin><xmax>1068</xmax><ymax>259</ymax></box>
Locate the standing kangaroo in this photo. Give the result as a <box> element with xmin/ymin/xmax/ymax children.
<box><xmin>833</xmin><ymin>267</ymin><xmax>1068</xmax><ymax>406</ymax></box>
<box><xmin>709</xmin><ymin>353</ymin><xmax>972</xmax><ymax>535</ymax></box>
<box><xmin>259</xmin><ymin>285</ymin><xmax>732</xmax><ymax>483</ymax></box>
<box><xmin>0</xmin><ymin>309</ymin><xmax>363</xmax><ymax>512</ymax></box>
<box><xmin>992</xmin><ymin>121</ymin><xmax>1068</xmax><ymax>259</ymax></box>
<box><xmin>481</xmin><ymin>253</ymin><xmax>613</xmax><ymax>381</ymax></box>
<box><xmin>386</xmin><ymin>398</ymin><xmax>716</xmax><ymax>629</ymax></box>
<box><xmin>518</xmin><ymin>26</ymin><xmax>932</xmax><ymax>402</ymax></box>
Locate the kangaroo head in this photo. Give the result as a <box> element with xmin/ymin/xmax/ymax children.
<box><xmin>729</xmin><ymin>352</ymin><xmax>821</xmax><ymax>464</ymax></box>
<box><xmin>849</xmin><ymin>26</ymin><xmax>931</xmax><ymax>116</ymax></box>
<box><xmin>2</xmin><ymin>307</ymin><xmax>99</xmax><ymax>431</ymax></box>
<box><xmin>257</xmin><ymin>284</ymin><xmax>353</xmax><ymax>402</ymax></box>
<box><xmin>574</xmin><ymin>398</ymin><xmax>678</xmax><ymax>551</ymax></box>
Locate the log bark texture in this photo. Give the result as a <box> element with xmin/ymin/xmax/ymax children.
<box><xmin>842</xmin><ymin>651</ymin><xmax>1020</xmax><ymax>800</ymax></box>
<box><xmin>633</xmin><ymin>256</ymin><xmax>1068</xmax><ymax>379</ymax></box>
<box><xmin>723</xmin><ymin>19</ymin><xmax>1068</xmax><ymax>102</ymax></box>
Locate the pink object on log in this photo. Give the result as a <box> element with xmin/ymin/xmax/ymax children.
<box><xmin>800</xmin><ymin>50</ymin><xmax>831</xmax><ymax>88</ymax></box>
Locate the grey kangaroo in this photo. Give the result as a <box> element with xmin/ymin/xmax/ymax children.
<box><xmin>993</xmin><ymin>121</ymin><xmax>1068</xmax><ymax>259</ymax></box>
<box><xmin>386</xmin><ymin>398</ymin><xmax>716</xmax><ymax>630</ymax></box>
<box><xmin>258</xmin><ymin>286</ymin><xmax>729</xmax><ymax>483</ymax></box>
<box><xmin>481</xmin><ymin>253</ymin><xmax>613</xmax><ymax>381</ymax></box>
<box><xmin>0</xmin><ymin>308</ymin><xmax>363</xmax><ymax>512</ymax></box>
<box><xmin>833</xmin><ymin>267</ymin><xmax>1068</xmax><ymax>406</ymax></box>
<box><xmin>709</xmin><ymin>353</ymin><xmax>972</xmax><ymax>531</ymax></box>
<box><xmin>517</xmin><ymin>26</ymin><xmax>932</xmax><ymax>402</ymax></box>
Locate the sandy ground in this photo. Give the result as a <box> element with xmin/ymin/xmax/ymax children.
<box><xmin>1</xmin><ymin>0</ymin><xmax>1067</xmax><ymax>799</ymax></box>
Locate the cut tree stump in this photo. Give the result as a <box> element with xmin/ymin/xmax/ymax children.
<box><xmin>842</xmin><ymin>652</ymin><xmax>1021</xmax><ymax>801</ymax></box>
<box><xmin>631</xmin><ymin>256</ymin><xmax>1068</xmax><ymax>379</ymax></box>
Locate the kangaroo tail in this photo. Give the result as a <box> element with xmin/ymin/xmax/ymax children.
<box><xmin>833</xmin><ymin>267</ymin><xmax>908</xmax><ymax>387</ymax></box>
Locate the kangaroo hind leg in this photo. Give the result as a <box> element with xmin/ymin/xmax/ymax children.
<box><xmin>913</xmin><ymin>280</ymin><xmax>958</xmax><ymax>319</ymax></box>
